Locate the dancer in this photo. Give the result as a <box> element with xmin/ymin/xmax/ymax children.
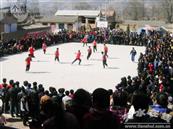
<box><xmin>42</xmin><ymin>42</ymin><xmax>47</xmax><ymax>54</ymax></box>
<box><xmin>87</xmin><ymin>46</ymin><xmax>92</xmax><ymax>60</ymax></box>
<box><xmin>72</xmin><ymin>50</ymin><xmax>81</xmax><ymax>65</ymax></box>
<box><xmin>81</xmin><ymin>34</ymin><xmax>88</xmax><ymax>47</ymax></box>
<box><xmin>130</xmin><ymin>47</ymin><xmax>137</xmax><ymax>62</ymax></box>
<box><xmin>55</xmin><ymin>48</ymin><xmax>60</xmax><ymax>62</ymax></box>
<box><xmin>102</xmin><ymin>51</ymin><xmax>108</xmax><ymax>68</ymax></box>
<box><xmin>28</xmin><ymin>45</ymin><xmax>35</xmax><ymax>58</ymax></box>
<box><xmin>93</xmin><ymin>39</ymin><xmax>97</xmax><ymax>52</ymax></box>
<box><xmin>103</xmin><ymin>43</ymin><xmax>108</xmax><ymax>57</ymax></box>
<box><xmin>25</xmin><ymin>54</ymin><xmax>32</xmax><ymax>71</ymax></box>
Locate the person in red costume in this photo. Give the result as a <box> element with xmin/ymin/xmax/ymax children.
<box><xmin>104</xmin><ymin>43</ymin><xmax>108</xmax><ymax>57</ymax></box>
<box><xmin>42</xmin><ymin>42</ymin><xmax>47</xmax><ymax>54</ymax></box>
<box><xmin>55</xmin><ymin>48</ymin><xmax>60</xmax><ymax>62</ymax></box>
<box><xmin>102</xmin><ymin>51</ymin><xmax>108</xmax><ymax>68</ymax></box>
<box><xmin>72</xmin><ymin>50</ymin><xmax>82</xmax><ymax>65</ymax></box>
<box><xmin>25</xmin><ymin>54</ymin><xmax>32</xmax><ymax>71</ymax></box>
<box><xmin>93</xmin><ymin>39</ymin><xmax>97</xmax><ymax>52</ymax></box>
<box><xmin>28</xmin><ymin>45</ymin><xmax>35</xmax><ymax>57</ymax></box>
<box><xmin>87</xmin><ymin>46</ymin><xmax>92</xmax><ymax>60</ymax></box>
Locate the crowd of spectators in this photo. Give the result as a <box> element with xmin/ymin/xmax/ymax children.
<box><xmin>0</xmin><ymin>28</ymin><xmax>154</xmax><ymax>58</ymax></box>
<box><xmin>0</xmin><ymin>28</ymin><xmax>173</xmax><ymax>129</ymax></box>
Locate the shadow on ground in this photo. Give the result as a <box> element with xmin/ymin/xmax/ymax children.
<box><xmin>45</xmin><ymin>53</ymin><xmax>54</xmax><ymax>55</ymax></box>
<box><xmin>107</xmin><ymin>67</ymin><xmax>119</xmax><ymax>69</ymax></box>
<box><xmin>27</xmin><ymin>71</ymin><xmax>51</xmax><ymax>74</ymax></box>
<box><xmin>108</xmin><ymin>57</ymin><xmax>120</xmax><ymax>60</ymax></box>
<box><xmin>0</xmin><ymin>57</ymin><xmax>8</xmax><ymax>62</ymax></box>
<box><xmin>60</xmin><ymin>61</ymin><xmax>72</xmax><ymax>64</ymax></box>
<box><xmin>6</xmin><ymin>117</ymin><xmax>22</xmax><ymax>123</ymax></box>
<box><xmin>32</xmin><ymin>60</ymin><xmax>50</xmax><ymax>62</ymax></box>
<box><xmin>90</xmin><ymin>58</ymin><xmax>101</xmax><ymax>61</ymax></box>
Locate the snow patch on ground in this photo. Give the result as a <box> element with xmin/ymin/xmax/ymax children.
<box><xmin>0</xmin><ymin>43</ymin><xmax>145</xmax><ymax>92</ymax></box>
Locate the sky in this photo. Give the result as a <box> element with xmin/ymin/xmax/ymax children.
<box><xmin>0</xmin><ymin>0</ymin><xmax>162</xmax><ymax>15</ymax></box>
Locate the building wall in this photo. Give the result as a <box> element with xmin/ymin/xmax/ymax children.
<box><xmin>11</xmin><ymin>23</ymin><xmax>17</xmax><ymax>32</ymax></box>
<box><xmin>4</xmin><ymin>23</ymin><xmax>17</xmax><ymax>33</ymax></box>
<box><xmin>50</xmin><ymin>23</ymin><xmax>78</xmax><ymax>32</ymax></box>
<box><xmin>0</xmin><ymin>24</ymin><xmax>4</xmax><ymax>33</ymax></box>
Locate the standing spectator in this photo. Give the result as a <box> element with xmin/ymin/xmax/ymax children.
<box><xmin>83</xmin><ymin>88</ymin><xmax>118</xmax><ymax>129</ymax></box>
<box><xmin>18</xmin><ymin>87</ymin><xmax>29</xmax><ymax>126</ymax></box>
<box><xmin>110</xmin><ymin>90</ymin><xmax>129</xmax><ymax>128</ymax></box>
<box><xmin>62</xmin><ymin>91</ymin><xmax>72</xmax><ymax>110</ymax></box>
<box><xmin>8</xmin><ymin>82</ymin><xmax>19</xmax><ymax>117</ymax></box>
<box><xmin>68</xmin><ymin>89</ymin><xmax>91</xmax><ymax>128</ymax></box>
<box><xmin>0</xmin><ymin>78</ymin><xmax>7</xmax><ymax>89</ymax></box>
<box><xmin>69</xmin><ymin>89</ymin><xmax>74</xmax><ymax>98</ymax></box>
<box><xmin>42</xmin><ymin>97</ymin><xmax>79</xmax><ymax>129</ymax></box>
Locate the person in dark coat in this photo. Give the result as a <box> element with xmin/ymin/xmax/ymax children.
<box><xmin>8</xmin><ymin>83</ymin><xmax>19</xmax><ymax>117</ymax></box>
<box><xmin>83</xmin><ymin>88</ymin><xmax>118</xmax><ymax>129</ymax></box>
<box><xmin>42</xmin><ymin>97</ymin><xmax>79</xmax><ymax>129</ymax></box>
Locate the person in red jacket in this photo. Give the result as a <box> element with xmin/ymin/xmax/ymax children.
<box><xmin>93</xmin><ymin>39</ymin><xmax>97</xmax><ymax>52</ymax></box>
<box><xmin>102</xmin><ymin>51</ymin><xmax>108</xmax><ymax>68</ymax></box>
<box><xmin>148</xmin><ymin>63</ymin><xmax>154</xmax><ymax>74</ymax></box>
<box><xmin>25</xmin><ymin>54</ymin><xmax>32</xmax><ymax>71</ymax></box>
<box><xmin>0</xmin><ymin>78</ymin><xmax>8</xmax><ymax>89</ymax></box>
<box><xmin>28</xmin><ymin>45</ymin><xmax>35</xmax><ymax>57</ymax></box>
<box><xmin>87</xmin><ymin>46</ymin><xmax>92</xmax><ymax>60</ymax></box>
<box><xmin>104</xmin><ymin>43</ymin><xmax>108</xmax><ymax>57</ymax></box>
<box><xmin>72</xmin><ymin>50</ymin><xmax>81</xmax><ymax>65</ymax></box>
<box><xmin>42</xmin><ymin>42</ymin><xmax>47</xmax><ymax>54</ymax></box>
<box><xmin>55</xmin><ymin>48</ymin><xmax>60</xmax><ymax>62</ymax></box>
<box><xmin>81</xmin><ymin>34</ymin><xmax>88</xmax><ymax>47</ymax></box>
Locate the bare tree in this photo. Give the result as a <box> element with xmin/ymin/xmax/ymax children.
<box><xmin>124</xmin><ymin>0</ymin><xmax>145</xmax><ymax>20</ymax></box>
<box><xmin>72</xmin><ymin>2</ymin><xmax>92</xmax><ymax>10</ymax></box>
<box><xmin>162</xmin><ymin>0</ymin><xmax>173</xmax><ymax>23</ymax></box>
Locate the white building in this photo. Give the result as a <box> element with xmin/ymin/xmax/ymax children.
<box><xmin>55</xmin><ymin>10</ymin><xmax>100</xmax><ymax>31</ymax></box>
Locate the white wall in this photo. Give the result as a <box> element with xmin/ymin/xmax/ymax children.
<box><xmin>4</xmin><ymin>24</ymin><xmax>10</xmax><ymax>33</ymax></box>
